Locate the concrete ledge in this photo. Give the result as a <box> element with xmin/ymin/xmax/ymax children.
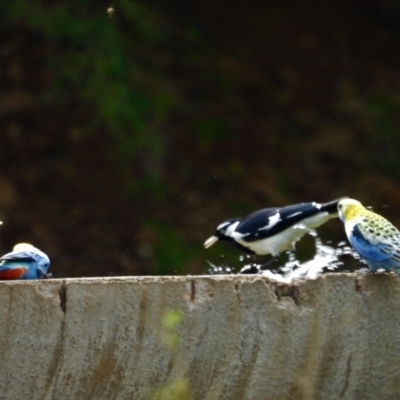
<box><xmin>0</xmin><ymin>274</ymin><xmax>399</xmax><ymax>399</ymax></box>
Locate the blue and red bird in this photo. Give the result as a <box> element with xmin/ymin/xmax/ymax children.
<box><xmin>0</xmin><ymin>243</ymin><xmax>51</xmax><ymax>280</ymax></box>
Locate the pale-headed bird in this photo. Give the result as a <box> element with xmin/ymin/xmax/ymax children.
<box><xmin>204</xmin><ymin>198</ymin><xmax>346</xmax><ymax>261</ymax></box>
<box><xmin>0</xmin><ymin>243</ymin><xmax>51</xmax><ymax>280</ymax></box>
<box><xmin>338</xmin><ymin>198</ymin><xmax>400</xmax><ymax>274</ymax></box>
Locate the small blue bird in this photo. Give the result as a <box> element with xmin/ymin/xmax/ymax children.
<box><xmin>204</xmin><ymin>198</ymin><xmax>346</xmax><ymax>260</ymax></box>
<box><xmin>0</xmin><ymin>243</ymin><xmax>51</xmax><ymax>280</ymax></box>
<box><xmin>338</xmin><ymin>198</ymin><xmax>400</xmax><ymax>274</ymax></box>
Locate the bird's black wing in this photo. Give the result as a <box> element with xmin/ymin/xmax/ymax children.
<box><xmin>236</xmin><ymin>202</ymin><xmax>323</xmax><ymax>242</ymax></box>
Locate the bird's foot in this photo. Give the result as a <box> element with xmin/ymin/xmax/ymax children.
<box><xmin>355</xmin><ymin>268</ymin><xmax>370</xmax><ymax>274</ymax></box>
<box><xmin>239</xmin><ymin>264</ymin><xmax>261</xmax><ymax>274</ymax></box>
<box><xmin>375</xmin><ymin>268</ymin><xmax>389</xmax><ymax>274</ymax></box>
<box><xmin>357</xmin><ymin>267</ymin><xmax>391</xmax><ymax>275</ymax></box>
<box><xmin>240</xmin><ymin>257</ymin><xmax>279</xmax><ymax>274</ymax></box>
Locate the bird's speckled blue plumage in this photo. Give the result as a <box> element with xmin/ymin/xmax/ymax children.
<box><xmin>338</xmin><ymin>198</ymin><xmax>400</xmax><ymax>274</ymax></box>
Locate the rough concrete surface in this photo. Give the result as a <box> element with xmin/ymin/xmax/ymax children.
<box><xmin>0</xmin><ymin>274</ymin><xmax>400</xmax><ymax>400</ymax></box>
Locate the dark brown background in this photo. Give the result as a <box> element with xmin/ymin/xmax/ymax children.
<box><xmin>1</xmin><ymin>0</ymin><xmax>400</xmax><ymax>276</ymax></box>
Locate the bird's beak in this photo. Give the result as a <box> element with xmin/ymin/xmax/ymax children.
<box><xmin>204</xmin><ymin>235</ymin><xmax>219</xmax><ymax>249</ymax></box>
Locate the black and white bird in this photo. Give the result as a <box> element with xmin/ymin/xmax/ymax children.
<box><xmin>204</xmin><ymin>198</ymin><xmax>346</xmax><ymax>260</ymax></box>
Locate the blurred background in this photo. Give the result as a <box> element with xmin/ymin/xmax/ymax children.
<box><xmin>1</xmin><ymin>0</ymin><xmax>400</xmax><ymax>277</ymax></box>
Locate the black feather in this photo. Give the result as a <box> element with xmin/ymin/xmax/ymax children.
<box><xmin>237</xmin><ymin>200</ymin><xmax>339</xmax><ymax>242</ymax></box>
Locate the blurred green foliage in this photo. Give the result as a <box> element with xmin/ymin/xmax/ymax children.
<box><xmin>149</xmin><ymin>221</ymin><xmax>192</xmax><ymax>275</ymax></box>
<box><xmin>151</xmin><ymin>377</ymin><xmax>191</xmax><ymax>400</ymax></box>
<box><xmin>160</xmin><ymin>308</ymin><xmax>182</xmax><ymax>348</ymax></box>
<box><xmin>5</xmin><ymin>0</ymin><xmax>187</xmax><ymax>185</ymax></box>
<box><xmin>151</xmin><ymin>309</ymin><xmax>192</xmax><ymax>400</ymax></box>
<box><xmin>365</xmin><ymin>94</ymin><xmax>400</xmax><ymax>177</ymax></box>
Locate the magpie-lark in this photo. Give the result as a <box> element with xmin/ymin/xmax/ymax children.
<box><xmin>204</xmin><ymin>198</ymin><xmax>346</xmax><ymax>262</ymax></box>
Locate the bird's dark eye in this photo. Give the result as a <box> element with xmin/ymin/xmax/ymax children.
<box><xmin>338</xmin><ymin>204</ymin><xmax>342</xmax><ymax>209</ymax></box>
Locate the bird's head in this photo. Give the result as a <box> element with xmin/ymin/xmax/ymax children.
<box><xmin>13</xmin><ymin>243</ymin><xmax>34</xmax><ymax>252</ymax></box>
<box><xmin>38</xmin><ymin>258</ymin><xmax>51</xmax><ymax>276</ymax></box>
<box><xmin>337</xmin><ymin>198</ymin><xmax>364</xmax><ymax>222</ymax></box>
<box><xmin>204</xmin><ymin>219</ymin><xmax>240</xmax><ymax>248</ymax></box>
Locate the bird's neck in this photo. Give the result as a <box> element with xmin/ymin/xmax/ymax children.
<box><xmin>345</xmin><ymin>205</ymin><xmax>367</xmax><ymax>221</ymax></box>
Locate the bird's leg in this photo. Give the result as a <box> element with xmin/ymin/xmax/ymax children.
<box><xmin>258</xmin><ymin>255</ymin><xmax>279</xmax><ymax>270</ymax></box>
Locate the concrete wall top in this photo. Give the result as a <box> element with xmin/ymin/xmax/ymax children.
<box><xmin>0</xmin><ymin>273</ymin><xmax>399</xmax><ymax>400</ymax></box>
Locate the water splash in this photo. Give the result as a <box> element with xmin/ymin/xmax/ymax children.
<box><xmin>255</xmin><ymin>230</ymin><xmax>361</xmax><ymax>282</ymax></box>
<box><xmin>206</xmin><ymin>260</ymin><xmax>234</xmax><ymax>275</ymax></box>
<box><xmin>206</xmin><ymin>229</ymin><xmax>363</xmax><ymax>281</ymax></box>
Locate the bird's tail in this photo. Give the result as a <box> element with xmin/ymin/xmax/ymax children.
<box><xmin>320</xmin><ymin>197</ymin><xmax>349</xmax><ymax>215</ymax></box>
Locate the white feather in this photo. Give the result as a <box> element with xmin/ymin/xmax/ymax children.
<box><xmin>257</xmin><ymin>212</ymin><xmax>281</xmax><ymax>231</ymax></box>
